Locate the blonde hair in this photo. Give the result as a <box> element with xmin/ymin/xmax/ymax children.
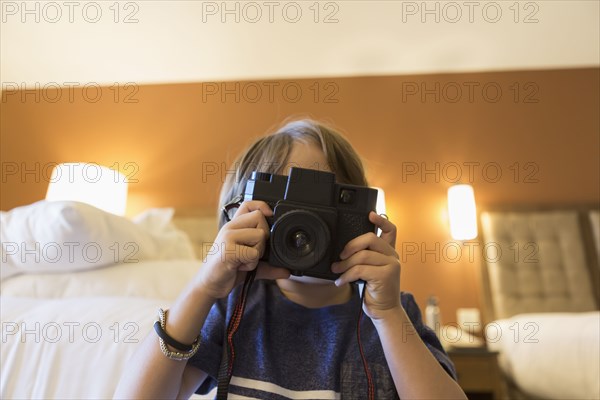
<box><xmin>217</xmin><ymin>118</ymin><xmax>368</xmax><ymax>228</ymax></box>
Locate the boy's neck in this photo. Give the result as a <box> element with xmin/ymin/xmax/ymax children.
<box><xmin>275</xmin><ymin>278</ymin><xmax>353</xmax><ymax>308</ymax></box>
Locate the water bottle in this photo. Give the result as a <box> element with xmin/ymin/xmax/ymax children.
<box><xmin>425</xmin><ymin>296</ymin><xmax>441</xmax><ymax>338</ymax></box>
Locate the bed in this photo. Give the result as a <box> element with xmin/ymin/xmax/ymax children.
<box><xmin>0</xmin><ymin>201</ymin><xmax>219</xmax><ymax>399</ymax></box>
<box><xmin>479</xmin><ymin>207</ymin><xmax>600</xmax><ymax>400</ymax></box>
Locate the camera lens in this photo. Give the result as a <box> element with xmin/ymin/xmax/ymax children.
<box><xmin>288</xmin><ymin>230</ymin><xmax>312</xmax><ymax>256</ymax></box>
<box><xmin>271</xmin><ymin>210</ymin><xmax>330</xmax><ymax>270</ymax></box>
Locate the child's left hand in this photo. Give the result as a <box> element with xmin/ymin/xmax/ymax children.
<box><xmin>331</xmin><ymin>211</ymin><xmax>401</xmax><ymax>321</ymax></box>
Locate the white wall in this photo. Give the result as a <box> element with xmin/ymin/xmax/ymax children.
<box><xmin>1</xmin><ymin>0</ymin><xmax>599</xmax><ymax>87</ymax></box>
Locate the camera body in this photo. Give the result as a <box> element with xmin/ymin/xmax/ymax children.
<box><xmin>244</xmin><ymin>167</ymin><xmax>378</xmax><ymax>280</ymax></box>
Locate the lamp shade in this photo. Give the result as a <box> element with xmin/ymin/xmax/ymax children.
<box><xmin>45</xmin><ymin>163</ymin><xmax>128</xmax><ymax>215</ymax></box>
<box><xmin>373</xmin><ymin>187</ymin><xmax>386</xmax><ymax>216</ymax></box>
<box><xmin>447</xmin><ymin>184</ymin><xmax>477</xmax><ymax>240</ymax></box>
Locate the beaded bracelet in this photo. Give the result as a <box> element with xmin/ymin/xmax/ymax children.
<box><xmin>155</xmin><ymin>308</ymin><xmax>201</xmax><ymax>361</ymax></box>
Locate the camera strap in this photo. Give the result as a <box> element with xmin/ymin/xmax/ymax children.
<box><xmin>357</xmin><ymin>283</ymin><xmax>375</xmax><ymax>400</ymax></box>
<box><xmin>216</xmin><ymin>269</ymin><xmax>256</xmax><ymax>400</ymax></box>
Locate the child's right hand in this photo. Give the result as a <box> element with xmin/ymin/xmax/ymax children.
<box><xmin>194</xmin><ymin>200</ymin><xmax>290</xmax><ymax>300</ymax></box>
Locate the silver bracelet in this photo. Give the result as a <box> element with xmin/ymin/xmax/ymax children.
<box><xmin>155</xmin><ymin>308</ymin><xmax>201</xmax><ymax>361</ymax></box>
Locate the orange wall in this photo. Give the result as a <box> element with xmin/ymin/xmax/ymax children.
<box><xmin>1</xmin><ymin>68</ymin><xmax>599</xmax><ymax>323</ymax></box>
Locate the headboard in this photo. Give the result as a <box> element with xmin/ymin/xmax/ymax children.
<box><xmin>590</xmin><ymin>210</ymin><xmax>600</xmax><ymax>260</ymax></box>
<box><xmin>479</xmin><ymin>206</ymin><xmax>600</xmax><ymax>321</ymax></box>
<box><xmin>172</xmin><ymin>208</ymin><xmax>220</xmax><ymax>261</ymax></box>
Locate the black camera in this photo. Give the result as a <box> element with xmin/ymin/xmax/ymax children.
<box><xmin>244</xmin><ymin>167</ymin><xmax>378</xmax><ymax>280</ymax></box>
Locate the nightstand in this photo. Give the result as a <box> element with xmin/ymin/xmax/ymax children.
<box><xmin>447</xmin><ymin>348</ymin><xmax>505</xmax><ymax>400</ymax></box>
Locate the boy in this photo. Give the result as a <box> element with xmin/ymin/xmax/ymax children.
<box><xmin>115</xmin><ymin>119</ymin><xmax>466</xmax><ymax>399</ymax></box>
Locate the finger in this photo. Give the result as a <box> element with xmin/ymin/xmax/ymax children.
<box><xmin>221</xmin><ymin>228</ymin><xmax>268</xmax><ymax>259</ymax></box>
<box><xmin>335</xmin><ymin>259</ymin><xmax>399</xmax><ymax>287</ymax></box>
<box><xmin>255</xmin><ymin>261</ymin><xmax>291</xmax><ymax>280</ymax></box>
<box><xmin>331</xmin><ymin>250</ymin><xmax>390</xmax><ymax>274</ymax></box>
<box><xmin>339</xmin><ymin>232</ymin><xmax>398</xmax><ymax>260</ymax></box>
<box><xmin>369</xmin><ymin>211</ymin><xmax>397</xmax><ymax>247</ymax></box>
<box><xmin>334</xmin><ymin>265</ymin><xmax>369</xmax><ymax>286</ymax></box>
<box><xmin>223</xmin><ymin>228</ymin><xmax>267</xmax><ymax>247</ymax></box>
<box><xmin>233</xmin><ymin>200</ymin><xmax>273</xmax><ymax>220</ymax></box>
<box><xmin>230</xmin><ymin>245</ymin><xmax>261</xmax><ymax>270</ymax></box>
<box><xmin>227</xmin><ymin>209</ymin><xmax>270</xmax><ymax>234</ymax></box>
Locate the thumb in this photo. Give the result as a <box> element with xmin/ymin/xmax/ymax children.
<box><xmin>370</xmin><ymin>211</ymin><xmax>396</xmax><ymax>247</ymax></box>
<box><xmin>255</xmin><ymin>262</ymin><xmax>290</xmax><ymax>280</ymax></box>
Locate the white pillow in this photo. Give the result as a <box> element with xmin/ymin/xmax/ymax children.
<box><xmin>0</xmin><ymin>201</ymin><xmax>195</xmax><ymax>280</ymax></box>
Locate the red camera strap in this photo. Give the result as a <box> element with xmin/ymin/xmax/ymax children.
<box><xmin>358</xmin><ymin>283</ymin><xmax>375</xmax><ymax>400</ymax></box>
<box><xmin>216</xmin><ymin>269</ymin><xmax>256</xmax><ymax>400</ymax></box>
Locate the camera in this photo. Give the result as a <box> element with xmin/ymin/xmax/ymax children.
<box><xmin>244</xmin><ymin>167</ymin><xmax>378</xmax><ymax>280</ymax></box>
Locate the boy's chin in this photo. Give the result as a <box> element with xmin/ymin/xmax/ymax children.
<box><xmin>286</xmin><ymin>275</ymin><xmax>335</xmax><ymax>285</ymax></box>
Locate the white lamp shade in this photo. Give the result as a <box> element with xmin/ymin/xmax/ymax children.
<box><xmin>45</xmin><ymin>163</ymin><xmax>128</xmax><ymax>215</ymax></box>
<box><xmin>373</xmin><ymin>187</ymin><xmax>386</xmax><ymax>215</ymax></box>
<box><xmin>448</xmin><ymin>184</ymin><xmax>477</xmax><ymax>240</ymax></box>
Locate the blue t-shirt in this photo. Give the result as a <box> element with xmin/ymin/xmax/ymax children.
<box><xmin>188</xmin><ymin>280</ymin><xmax>456</xmax><ymax>399</ymax></box>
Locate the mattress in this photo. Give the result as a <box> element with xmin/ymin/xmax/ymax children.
<box><xmin>487</xmin><ymin>312</ymin><xmax>600</xmax><ymax>400</ymax></box>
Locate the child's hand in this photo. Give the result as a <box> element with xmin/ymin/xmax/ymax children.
<box><xmin>194</xmin><ymin>200</ymin><xmax>290</xmax><ymax>301</ymax></box>
<box><xmin>331</xmin><ymin>211</ymin><xmax>401</xmax><ymax>320</ymax></box>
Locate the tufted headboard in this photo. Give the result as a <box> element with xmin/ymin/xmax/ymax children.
<box><xmin>590</xmin><ymin>210</ymin><xmax>600</xmax><ymax>260</ymax></box>
<box><xmin>479</xmin><ymin>208</ymin><xmax>600</xmax><ymax>321</ymax></box>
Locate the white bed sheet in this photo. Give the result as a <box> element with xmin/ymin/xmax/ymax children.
<box><xmin>1</xmin><ymin>295</ymin><xmax>162</xmax><ymax>399</ymax></box>
<box><xmin>0</xmin><ymin>259</ymin><xmax>208</xmax><ymax>399</ymax></box>
<box><xmin>0</xmin><ymin>259</ymin><xmax>200</xmax><ymax>300</ymax></box>
<box><xmin>487</xmin><ymin>312</ymin><xmax>600</xmax><ymax>400</ymax></box>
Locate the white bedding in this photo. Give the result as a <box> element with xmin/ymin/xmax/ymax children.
<box><xmin>0</xmin><ymin>201</ymin><xmax>215</xmax><ymax>399</ymax></box>
<box><xmin>1</xmin><ymin>201</ymin><xmax>196</xmax><ymax>280</ymax></box>
<box><xmin>1</xmin><ymin>295</ymin><xmax>162</xmax><ymax>399</ymax></box>
<box><xmin>0</xmin><ymin>259</ymin><xmax>205</xmax><ymax>399</ymax></box>
<box><xmin>487</xmin><ymin>312</ymin><xmax>600</xmax><ymax>400</ymax></box>
<box><xmin>0</xmin><ymin>259</ymin><xmax>200</xmax><ymax>299</ymax></box>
